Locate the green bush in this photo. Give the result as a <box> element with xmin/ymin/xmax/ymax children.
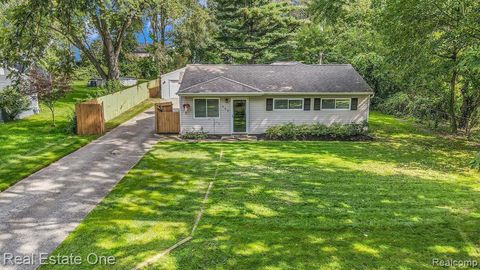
<box><xmin>103</xmin><ymin>80</ymin><xmax>123</xmax><ymax>94</ymax></box>
<box><xmin>181</xmin><ymin>129</ymin><xmax>208</xmax><ymax>140</ymax></box>
<box><xmin>74</xmin><ymin>65</ymin><xmax>98</xmax><ymax>80</ymax></box>
<box><xmin>0</xmin><ymin>86</ymin><xmax>31</xmax><ymax>121</ymax></box>
<box><xmin>470</xmin><ymin>152</ymin><xmax>480</xmax><ymax>171</ymax></box>
<box><xmin>377</xmin><ymin>92</ymin><xmax>446</xmax><ymax>128</ymax></box>
<box><xmin>265</xmin><ymin>122</ymin><xmax>368</xmax><ymax>140</ymax></box>
<box><xmin>120</xmin><ymin>58</ymin><xmax>159</xmax><ymax>79</ymax></box>
<box><xmin>65</xmin><ymin>111</ymin><xmax>77</xmax><ymax>134</ymax></box>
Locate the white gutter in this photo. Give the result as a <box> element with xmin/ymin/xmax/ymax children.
<box><xmin>177</xmin><ymin>92</ymin><xmax>373</xmax><ymax>97</ymax></box>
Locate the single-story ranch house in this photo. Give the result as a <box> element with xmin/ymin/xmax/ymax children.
<box><xmin>177</xmin><ymin>63</ymin><xmax>373</xmax><ymax>135</ymax></box>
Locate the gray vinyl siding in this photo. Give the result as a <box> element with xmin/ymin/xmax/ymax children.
<box><xmin>249</xmin><ymin>95</ymin><xmax>370</xmax><ymax>134</ymax></box>
<box><xmin>0</xmin><ymin>68</ymin><xmax>40</xmax><ymax>122</ymax></box>
<box><xmin>179</xmin><ymin>95</ymin><xmax>370</xmax><ymax>135</ymax></box>
<box><xmin>180</xmin><ymin>96</ymin><xmax>231</xmax><ymax>134</ymax></box>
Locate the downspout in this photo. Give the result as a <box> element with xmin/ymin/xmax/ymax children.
<box><xmin>367</xmin><ymin>93</ymin><xmax>375</xmax><ymax>124</ymax></box>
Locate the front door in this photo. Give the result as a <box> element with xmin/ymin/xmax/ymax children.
<box><xmin>232</xmin><ymin>99</ymin><xmax>247</xmax><ymax>133</ymax></box>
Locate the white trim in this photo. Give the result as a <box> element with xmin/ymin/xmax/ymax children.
<box><xmin>178</xmin><ymin>92</ymin><xmax>263</xmax><ymax>97</ymax></box>
<box><xmin>263</xmin><ymin>92</ymin><xmax>371</xmax><ymax>96</ymax></box>
<box><xmin>231</xmin><ymin>98</ymin><xmax>249</xmax><ymax>134</ymax></box>
<box><xmin>193</xmin><ymin>98</ymin><xmax>221</xmax><ymax>119</ymax></box>
<box><xmin>178</xmin><ymin>92</ymin><xmax>372</xmax><ymax>97</ymax></box>
<box><xmin>273</xmin><ymin>98</ymin><xmax>304</xmax><ymax>111</ymax></box>
<box><xmin>321</xmin><ymin>98</ymin><xmax>351</xmax><ymax>111</ymax></box>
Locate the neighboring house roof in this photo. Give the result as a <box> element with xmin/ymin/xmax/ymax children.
<box><xmin>178</xmin><ymin>64</ymin><xmax>373</xmax><ymax>95</ymax></box>
<box><xmin>133</xmin><ymin>44</ymin><xmax>149</xmax><ymax>54</ymax></box>
<box><xmin>0</xmin><ymin>67</ymin><xmax>12</xmax><ymax>90</ymax></box>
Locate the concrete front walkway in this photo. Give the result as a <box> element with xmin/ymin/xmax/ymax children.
<box><xmin>0</xmin><ymin>108</ymin><xmax>158</xmax><ymax>270</ymax></box>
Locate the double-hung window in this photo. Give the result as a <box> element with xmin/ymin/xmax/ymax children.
<box><xmin>273</xmin><ymin>99</ymin><xmax>303</xmax><ymax>110</ymax></box>
<box><xmin>321</xmin><ymin>98</ymin><xmax>351</xmax><ymax>110</ymax></box>
<box><xmin>194</xmin><ymin>98</ymin><xmax>219</xmax><ymax>118</ymax></box>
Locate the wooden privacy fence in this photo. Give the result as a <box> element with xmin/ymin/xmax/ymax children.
<box><xmin>76</xmin><ymin>100</ymin><xmax>105</xmax><ymax>135</ymax></box>
<box><xmin>155</xmin><ymin>102</ymin><xmax>180</xmax><ymax>134</ymax></box>
<box><xmin>148</xmin><ymin>85</ymin><xmax>160</xmax><ymax>98</ymax></box>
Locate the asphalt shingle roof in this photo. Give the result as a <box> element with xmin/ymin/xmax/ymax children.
<box><xmin>178</xmin><ymin>64</ymin><xmax>373</xmax><ymax>95</ymax></box>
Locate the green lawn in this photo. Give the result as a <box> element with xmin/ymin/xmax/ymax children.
<box><xmin>43</xmin><ymin>112</ymin><xmax>480</xmax><ymax>270</ymax></box>
<box><xmin>0</xmin><ymin>81</ymin><xmax>154</xmax><ymax>191</ymax></box>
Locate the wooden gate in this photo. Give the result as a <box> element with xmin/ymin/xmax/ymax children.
<box><xmin>76</xmin><ymin>100</ymin><xmax>105</xmax><ymax>135</ymax></box>
<box><xmin>155</xmin><ymin>102</ymin><xmax>180</xmax><ymax>134</ymax></box>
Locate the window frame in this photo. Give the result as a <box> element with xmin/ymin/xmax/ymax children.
<box><xmin>193</xmin><ymin>98</ymin><xmax>221</xmax><ymax>119</ymax></box>
<box><xmin>273</xmin><ymin>98</ymin><xmax>304</xmax><ymax>111</ymax></box>
<box><xmin>321</xmin><ymin>98</ymin><xmax>351</xmax><ymax>111</ymax></box>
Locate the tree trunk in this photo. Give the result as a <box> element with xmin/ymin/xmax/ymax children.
<box><xmin>107</xmin><ymin>54</ymin><xmax>120</xmax><ymax>81</ymax></box>
<box><xmin>458</xmin><ymin>82</ymin><xmax>471</xmax><ymax>130</ymax></box>
<box><xmin>160</xmin><ymin>7</ymin><xmax>167</xmax><ymax>47</ymax></box>
<box><xmin>92</xmin><ymin>11</ymin><xmax>131</xmax><ymax>82</ymax></box>
<box><xmin>49</xmin><ymin>105</ymin><xmax>56</xmax><ymax>127</ymax></box>
<box><xmin>449</xmin><ymin>69</ymin><xmax>458</xmax><ymax>133</ymax></box>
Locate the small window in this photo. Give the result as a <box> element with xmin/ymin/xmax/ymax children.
<box><xmin>274</xmin><ymin>99</ymin><xmax>304</xmax><ymax>110</ymax></box>
<box><xmin>194</xmin><ymin>99</ymin><xmax>219</xmax><ymax>118</ymax></box>
<box><xmin>321</xmin><ymin>98</ymin><xmax>351</xmax><ymax>110</ymax></box>
<box><xmin>289</xmin><ymin>99</ymin><xmax>303</xmax><ymax>109</ymax></box>
<box><xmin>274</xmin><ymin>99</ymin><xmax>288</xmax><ymax>109</ymax></box>
<box><xmin>335</xmin><ymin>99</ymin><xmax>351</xmax><ymax>110</ymax></box>
<box><xmin>321</xmin><ymin>99</ymin><xmax>335</xmax><ymax>109</ymax></box>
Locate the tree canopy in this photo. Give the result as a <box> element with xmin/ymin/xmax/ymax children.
<box><xmin>1</xmin><ymin>0</ymin><xmax>480</xmax><ymax>136</ymax></box>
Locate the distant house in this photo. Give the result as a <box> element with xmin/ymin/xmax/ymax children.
<box><xmin>176</xmin><ymin>63</ymin><xmax>373</xmax><ymax>135</ymax></box>
<box><xmin>161</xmin><ymin>67</ymin><xmax>185</xmax><ymax>100</ymax></box>
<box><xmin>0</xmin><ymin>66</ymin><xmax>40</xmax><ymax>122</ymax></box>
<box><xmin>87</xmin><ymin>77</ymin><xmax>138</xmax><ymax>87</ymax></box>
<box><xmin>131</xmin><ymin>44</ymin><xmax>151</xmax><ymax>58</ymax></box>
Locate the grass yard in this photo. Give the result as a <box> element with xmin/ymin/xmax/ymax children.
<box><xmin>0</xmin><ymin>81</ymin><xmax>155</xmax><ymax>192</ymax></box>
<box><xmin>44</xmin><ymin>112</ymin><xmax>480</xmax><ymax>270</ymax></box>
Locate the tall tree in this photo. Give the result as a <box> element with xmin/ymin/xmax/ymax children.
<box><xmin>378</xmin><ymin>0</ymin><xmax>479</xmax><ymax>132</ymax></box>
<box><xmin>147</xmin><ymin>0</ymin><xmax>213</xmax><ymax>70</ymax></box>
<box><xmin>0</xmin><ymin>0</ymin><xmax>146</xmax><ymax>81</ymax></box>
<box><xmin>211</xmin><ymin>0</ymin><xmax>304</xmax><ymax>64</ymax></box>
<box><xmin>303</xmin><ymin>0</ymin><xmax>400</xmax><ymax>105</ymax></box>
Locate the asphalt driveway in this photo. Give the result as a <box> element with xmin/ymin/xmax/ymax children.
<box><xmin>0</xmin><ymin>108</ymin><xmax>158</xmax><ymax>270</ymax></box>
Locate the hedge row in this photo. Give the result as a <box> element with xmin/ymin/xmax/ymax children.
<box><xmin>265</xmin><ymin>122</ymin><xmax>369</xmax><ymax>140</ymax></box>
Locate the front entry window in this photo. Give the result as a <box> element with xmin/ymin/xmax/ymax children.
<box><xmin>233</xmin><ymin>100</ymin><xmax>247</xmax><ymax>133</ymax></box>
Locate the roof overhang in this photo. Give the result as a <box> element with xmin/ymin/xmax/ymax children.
<box><xmin>178</xmin><ymin>92</ymin><xmax>264</xmax><ymax>97</ymax></box>
<box><xmin>178</xmin><ymin>91</ymin><xmax>373</xmax><ymax>97</ymax></box>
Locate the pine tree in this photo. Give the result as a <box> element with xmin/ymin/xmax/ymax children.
<box><xmin>211</xmin><ymin>0</ymin><xmax>304</xmax><ymax>64</ymax></box>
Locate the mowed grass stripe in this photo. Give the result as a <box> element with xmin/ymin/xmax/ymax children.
<box><xmin>43</xmin><ymin>113</ymin><xmax>480</xmax><ymax>270</ymax></box>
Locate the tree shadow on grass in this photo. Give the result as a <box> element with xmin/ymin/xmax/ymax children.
<box><xmin>41</xmin><ymin>142</ymin><xmax>479</xmax><ymax>270</ymax></box>
<box><xmin>164</xmin><ymin>143</ymin><xmax>480</xmax><ymax>270</ymax></box>
<box><xmin>40</xmin><ymin>143</ymin><xmax>223</xmax><ymax>270</ymax></box>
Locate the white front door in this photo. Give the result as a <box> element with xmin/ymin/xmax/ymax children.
<box><xmin>231</xmin><ymin>99</ymin><xmax>248</xmax><ymax>133</ymax></box>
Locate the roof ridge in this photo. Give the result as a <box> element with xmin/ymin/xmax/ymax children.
<box><xmin>218</xmin><ymin>76</ymin><xmax>262</xmax><ymax>92</ymax></box>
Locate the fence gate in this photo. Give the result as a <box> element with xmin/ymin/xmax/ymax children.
<box><xmin>75</xmin><ymin>100</ymin><xmax>105</xmax><ymax>135</ymax></box>
<box><xmin>155</xmin><ymin>102</ymin><xmax>180</xmax><ymax>134</ymax></box>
